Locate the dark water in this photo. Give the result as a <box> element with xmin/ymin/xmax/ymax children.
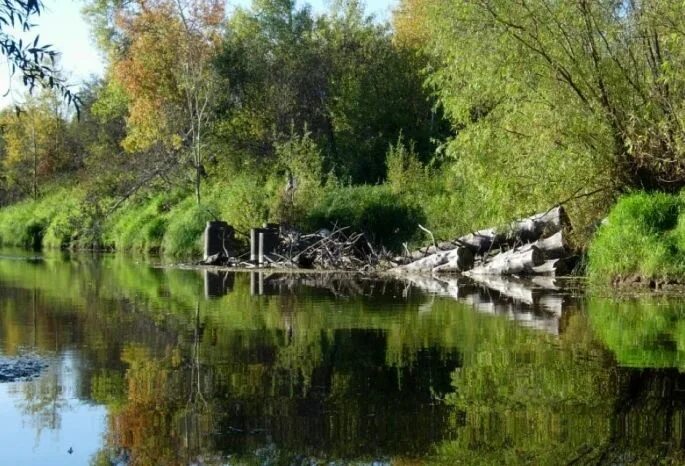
<box><xmin>1</xmin><ymin>252</ymin><xmax>685</xmax><ymax>465</ymax></box>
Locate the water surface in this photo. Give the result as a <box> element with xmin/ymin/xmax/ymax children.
<box><xmin>1</xmin><ymin>251</ymin><xmax>685</xmax><ymax>465</ymax></box>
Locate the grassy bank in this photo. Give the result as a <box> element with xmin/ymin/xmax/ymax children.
<box><xmin>588</xmin><ymin>191</ymin><xmax>685</xmax><ymax>284</ymax></box>
<box><xmin>0</xmin><ymin>177</ymin><xmax>431</xmax><ymax>258</ymax></box>
<box><xmin>0</xmin><ymin>145</ymin><xmax>612</xmax><ymax>260</ymax></box>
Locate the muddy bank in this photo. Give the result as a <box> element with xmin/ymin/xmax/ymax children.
<box><xmin>0</xmin><ymin>355</ymin><xmax>47</xmax><ymax>382</ymax></box>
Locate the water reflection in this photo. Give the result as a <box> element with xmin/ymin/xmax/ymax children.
<box><xmin>1</xmin><ymin>254</ymin><xmax>685</xmax><ymax>464</ymax></box>
<box><xmin>402</xmin><ymin>274</ymin><xmax>575</xmax><ymax>334</ymax></box>
<box><xmin>203</xmin><ymin>270</ymin><xmax>234</xmax><ymax>298</ymax></box>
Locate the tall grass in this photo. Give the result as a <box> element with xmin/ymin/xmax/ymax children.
<box><xmin>0</xmin><ymin>187</ymin><xmax>88</xmax><ymax>250</ymax></box>
<box><xmin>588</xmin><ymin>191</ymin><xmax>685</xmax><ymax>282</ymax></box>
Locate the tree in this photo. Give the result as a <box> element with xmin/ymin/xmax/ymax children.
<box><xmin>406</xmin><ymin>0</ymin><xmax>685</xmax><ymax>227</ymax></box>
<box><xmin>86</xmin><ymin>0</ymin><xmax>225</xmax><ymax>204</ymax></box>
<box><xmin>214</xmin><ymin>0</ymin><xmax>446</xmax><ymax>183</ymax></box>
<box><xmin>0</xmin><ymin>91</ymin><xmax>71</xmax><ymax>199</ymax></box>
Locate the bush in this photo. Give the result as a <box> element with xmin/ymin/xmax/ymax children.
<box><xmin>588</xmin><ymin>191</ymin><xmax>685</xmax><ymax>282</ymax></box>
<box><xmin>269</xmin><ymin>130</ymin><xmax>324</xmax><ymax>225</ymax></box>
<box><xmin>104</xmin><ymin>193</ymin><xmax>182</xmax><ymax>252</ymax></box>
<box><xmin>305</xmin><ymin>185</ymin><xmax>426</xmax><ymax>252</ymax></box>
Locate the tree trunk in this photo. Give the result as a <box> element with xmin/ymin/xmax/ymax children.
<box><xmin>456</xmin><ymin>206</ymin><xmax>569</xmax><ymax>254</ymax></box>
<box><xmin>394</xmin><ymin>246</ymin><xmax>474</xmax><ymax>273</ymax></box>
<box><xmin>467</xmin><ymin>246</ymin><xmax>544</xmax><ymax>275</ymax></box>
<box><xmin>432</xmin><ymin>247</ymin><xmax>475</xmax><ymax>274</ymax></box>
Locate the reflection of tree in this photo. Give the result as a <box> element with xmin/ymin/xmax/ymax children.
<box><xmin>16</xmin><ymin>256</ymin><xmax>685</xmax><ymax>463</ymax></box>
<box><xmin>433</xmin><ymin>312</ymin><xmax>619</xmax><ymax>465</ymax></box>
<box><xmin>102</xmin><ymin>344</ymin><xmax>209</xmax><ymax>466</ymax></box>
<box><xmin>12</xmin><ymin>369</ymin><xmax>67</xmax><ymax>437</ymax></box>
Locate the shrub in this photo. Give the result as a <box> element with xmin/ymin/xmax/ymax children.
<box><xmin>269</xmin><ymin>130</ymin><xmax>324</xmax><ymax>225</ymax></box>
<box><xmin>161</xmin><ymin>197</ymin><xmax>213</xmax><ymax>258</ymax></box>
<box><xmin>0</xmin><ymin>187</ymin><xmax>90</xmax><ymax>250</ymax></box>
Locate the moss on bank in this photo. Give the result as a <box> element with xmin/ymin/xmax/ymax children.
<box><xmin>588</xmin><ymin>191</ymin><xmax>685</xmax><ymax>283</ymax></box>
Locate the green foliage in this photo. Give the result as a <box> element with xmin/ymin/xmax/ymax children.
<box><xmin>104</xmin><ymin>193</ymin><xmax>181</xmax><ymax>252</ymax></box>
<box><xmin>407</xmin><ymin>0</ymin><xmax>685</xmax><ymax>237</ymax></box>
<box><xmin>385</xmin><ymin>135</ymin><xmax>425</xmax><ymax>194</ymax></box>
<box><xmin>270</xmin><ymin>129</ymin><xmax>324</xmax><ymax>225</ymax></box>
<box><xmin>588</xmin><ymin>192</ymin><xmax>685</xmax><ymax>281</ymax></box>
<box><xmin>161</xmin><ymin>197</ymin><xmax>213</xmax><ymax>257</ymax></box>
<box><xmin>0</xmin><ymin>187</ymin><xmax>92</xmax><ymax>250</ymax></box>
<box><xmin>305</xmin><ymin>185</ymin><xmax>425</xmax><ymax>251</ymax></box>
<box><xmin>589</xmin><ymin>297</ymin><xmax>685</xmax><ymax>370</ymax></box>
<box><xmin>433</xmin><ymin>312</ymin><xmax>618</xmax><ymax>465</ymax></box>
<box><xmin>213</xmin><ymin>0</ymin><xmax>445</xmax><ymax>183</ymax></box>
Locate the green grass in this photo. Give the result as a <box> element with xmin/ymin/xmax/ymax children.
<box><xmin>0</xmin><ymin>187</ymin><xmax>89</xmax><ymax>250</ymax></box>
<box><xmin>0</xmin><ymin>167</ymin><xmax>611</xmax><ymax>260</ymax></box>
<box><xmin>588</xmin><ymin>191</ymin><xmax>685</xmax><ymax>282</ymax></box>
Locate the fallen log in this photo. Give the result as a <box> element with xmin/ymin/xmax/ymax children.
<box><xmin>395</xmin><ymin>246</ymin><xmax>474</xmax><ymax>274</ymax></box>
<box><xmin>432</xmin><ymin>248</ymin><xmax>475</xmax><ymax>274</ymax></box>
<box><xmin>531</xmin><ymin>259</ymin><xmax>568</xmax><ymax>276</ymax></box>
<box><xmin>467</xmin><ymin>246</ymin><xmax>544</xmax><ymax>275</ymax></box>
<box><xmin>456</xmin><ymin>228</ymin><xmax>505</xmax><ymax>255</ymax></box>
<box><xmin>530</xmin><ymin>231</ymin><xmax>567</xmax><ymax>259</ymax></box>
<box><xmin>507</xmin><ymin>206</ymin><xmax>569</xmax><ymax>243</ymax></box>
<box><xmin>456</xmin><ymin>206</ymin><xmax>569</xmax><ymax>254</ymax></box>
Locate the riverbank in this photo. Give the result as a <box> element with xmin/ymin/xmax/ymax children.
<box><xmin>0</xmin><ymin>180</ymin><xmax>427</xmax><ymax>258</ymax></box>
<box><xmin>5</xmin><ymin>181</ymin><xmax>685</xmax><ymax>287</ymax></box>
<box><xmin>588</xmin><ymin>191</ymin><xmax>685</xmax><ymax>286</ymax></box>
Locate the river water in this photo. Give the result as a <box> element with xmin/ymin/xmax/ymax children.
<box><xmin>1</xmin><ymin>250</ymin><xmax>685</xmax><ymax>465</ymax></box>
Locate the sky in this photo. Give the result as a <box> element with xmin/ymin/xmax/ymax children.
<box><xmin>0</xmin><ymin>0</ymin><xmax>398</xmax><ymax>106</ymax></box>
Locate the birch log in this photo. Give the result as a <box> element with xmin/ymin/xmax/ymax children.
<box><xmin>457</xmin><ymin>206</ymin><xmax>569</xmax><ymax>254</ymax></box>
<box><xmin>467</xmin><ymin>246</ymin><xmax>544</xmax><ymax>275</ymax></box>
<box><xmin>395</xmin><ymin>246</ymin><xmax>474</xmax><ymax>273</ymax></box>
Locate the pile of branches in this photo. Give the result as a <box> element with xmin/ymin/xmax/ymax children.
<box><xmin>200</xmin><ymin>225</ymin><xmax>390</xmax><ymax>271</ymax></box>
<box><xmin>271</xmin><ymin>226</ymin><xmax>385</xmax><ymax>270</ymax></box>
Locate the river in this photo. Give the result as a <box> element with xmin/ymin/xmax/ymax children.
<box><xmin>0</xmin><ymin>250</ymin><xmax>684</xmax><ymax>465</ymax></box>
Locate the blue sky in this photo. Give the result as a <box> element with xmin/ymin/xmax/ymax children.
<box><xmin>0</xmin><ymin>0</ymin><xmax>398</xmax><ymax>106</ymax></box>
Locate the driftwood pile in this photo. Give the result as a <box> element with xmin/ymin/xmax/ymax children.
<box><xmin>268</xmin><ymin>226</ymin><xmax>383</xmax><ymax>270</ymax></box>
<box><xmin>201</xmin><ymin>225</ymin><xmax>385</xmax><ymax>270</ymax></box>
<box><xmin>392</xmin><ymin>206</ymin><xmax>574</xmax><ymax>276</ymax></box>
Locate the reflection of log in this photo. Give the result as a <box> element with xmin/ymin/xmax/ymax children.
<box><xmin>468</xmin><ymin>247</ymin><xmax>544</xmax><ymax>275</ymax></box>
<box><xmin>539</xmin><ymin>295</ymin><xmax>564</xmax><ymax>315</ymax></box>
<box><xmin>403</xmin><ymin>274</ymin><xmax>567</xmax><ymax>334</ymax></box>
<box><xmin>531</xmin><ymin>276</ymin><xmax>559</xmax><ymax>290</ymax></box>
<box><xmin>468</xmin><ymin>275</ymin><xmax>537</xmax><ymax>305</ymax></box>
